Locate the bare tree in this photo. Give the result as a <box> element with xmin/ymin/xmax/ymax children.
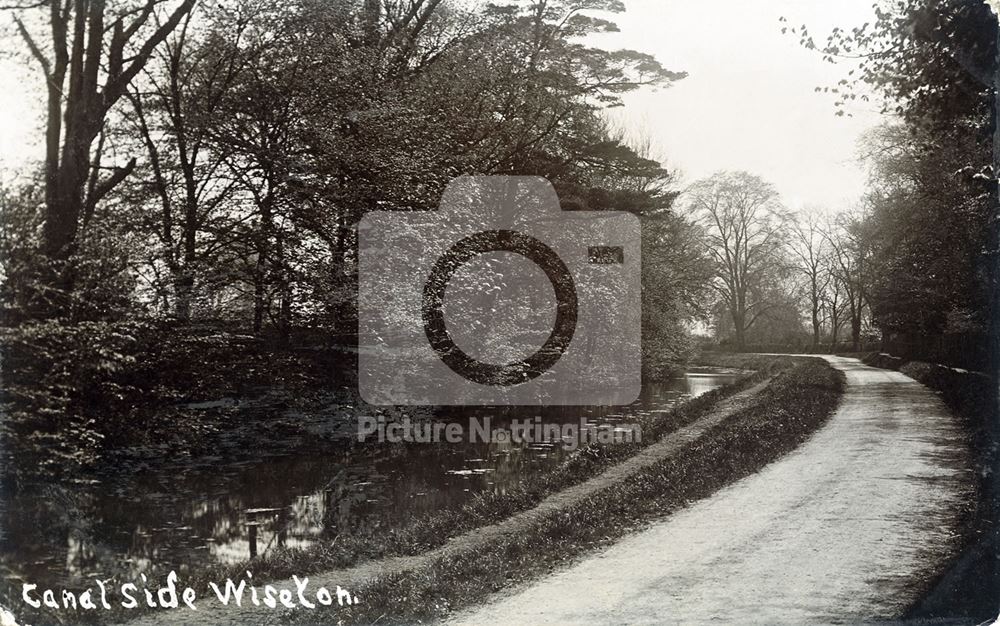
<box><xmin>790</xmin><ymin>208</ymin><xmax>830</xmax><ymax>349</ymax></box>
<box><xmin>824</xmin><ymin>209</ymin><xmax>873</xmax><ymax>351</ymax></box>
<box><xmin>822</xmin><ymin>260</ymin><xmax>848</xmax><ymax>349</ymax></box>
<box><xmin>686</xmin><ymin>171</ymin><xmax>789</xmax><ymax>350</ymax></box>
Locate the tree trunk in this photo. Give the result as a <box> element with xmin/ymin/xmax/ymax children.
<box><xmin>830</xmin><ymin>312</ymin><xmax>840</xmax><ymax>352</ymax></box>
<box><xmin>276</xmin><ymin>231</ymin><xmax>292</xmax><ymax>344</ymax></box>
<box><xmin>732</xmin><ymin>308</ymin><xmax>747</xmax><ymax>352</ymax></box>
<box><xmin>253</xmin><ymin>275</ymin><xmax>265</xmax><ymax>336</ymax></box>
<box><xmin>174</xmin><ymin>193</ymin><xmax>199</xmax><ymax>321</ymax></box>
<box><xmin>991</xmin><ymin>22</ymin><xmax>1000</xmax><ymax>381</ymax></box>
<box><xmin>253</xmin><ymin>182</ymin><xmax>274</xmax><ymax>336</ymax></box>
<box><xmin>174</xmin><ymin>273</ymin><xmax>194</xmax><ymax>321</ymax></box>
<box><xmin>811</xmin><ymin>307</ymin><xmax>821</xmax><ymax>349</ymax></box>
<box><xmin>364</xmin><ymin>0</ymin><xmax>380</xmax><ymax>45</ymax></box>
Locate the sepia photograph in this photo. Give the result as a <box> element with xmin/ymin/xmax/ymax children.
<box><xmin>0</xmin><ymin>0</ymin><xmax>997</xmax><ymax>624</ymax></box>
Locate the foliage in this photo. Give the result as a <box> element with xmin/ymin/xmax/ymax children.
<box><xmin>0</xmin><ymin>314</ymin><xmax>326</xmax><ymax>481</ymax></box>
<box><xmin>105</xmin><ymin>0</ymin><xmax>690</xmax><ymax>335</ymax></box>
<box><xmin>793</xmin><ymin>0</ymin><xmax>997</xmax><ymax>367</ymax></box>
<box><xmin>0</xmin><ymin>0</ymin><xmax>706</xmax><ymax>477</ymax></box>
<box><xmin>641</xmin><ymin>208</ymin><xmax>713</xmax><ymax>378</ymax></box>
<box><xmin>1</xmin><ymin>320</ymin><xmax>145</xmax><ymax>477</ymax></box>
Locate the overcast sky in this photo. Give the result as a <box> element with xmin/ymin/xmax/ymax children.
<box><xmin>604</xmin><ymin>0</ymin><xmax>887</xmax><ymax>211</ymax></box>
<box><xmin>0</xmin><ymin>44</ymin><xmax>38</xmax><ymax>175</ymax></box>
<box><xmin>0</xmin><ymin>1</ymin><xmax>887</xmax><ymax>210</ymax></box>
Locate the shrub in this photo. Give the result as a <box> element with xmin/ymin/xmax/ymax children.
<box><xmin>0</xmin><ymin>319</ymin><xmax>326</xmax><ymax>481</ymax></box>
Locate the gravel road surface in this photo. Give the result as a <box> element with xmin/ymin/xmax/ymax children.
<box><xmin>448</xmin><ymin>356</ymin><xmax>972</xmax><ymax>625</ymax></box>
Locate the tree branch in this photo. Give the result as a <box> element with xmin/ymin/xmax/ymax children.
<box><xmin>84</xmin><ymin>157</ymin><xmax>136</xmax><ymax>217</ymax></box>
<box><xmin>103</xmin><ymin>0</ymin><xmax>197</xmax><ymax>111</ymax></box>
<box><xmin>13</xmin><ymin>16</ymin><xmax>52</xmax><ymax>78</ymax></box>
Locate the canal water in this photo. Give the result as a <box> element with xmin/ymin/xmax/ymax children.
<box><xmin>0</xmin><ymin>368</ymin><xmax>739</xmax><ymax>591</ymax></box>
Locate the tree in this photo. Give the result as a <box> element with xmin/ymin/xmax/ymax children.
<box><xmin>794</xmin><ymin>0</ymin><xmax>996</xmax><ymax>370</ymax></box>
<box><xmin>124</xmin><ymin>3</ymin><xmax>262</xmax><ymax>321</ymax></box>
<box><xmin>857</xmin><ymin>123</ymin><xmax>991</xmax><ymax>346</ymax></box>
<box><xmin>822</xmin><ymin>257</ymin><xmax>848</xmax><ymax>349</ymax></box>
<box><xmin>640</xmin><ymin>208</ymin><xmax>713</xmax><ymax>375</ymax></box>
<box><xmin>243</xmin><ymin>0</ymin><xmax>687</xmax><ymax>336</ymax></box>
<box><xmin>686</xmin><ymin>171</ymin><xmax>789</xmax><ymax>350</ymax></box>
<box><xmin>789</xmin><ymin>208</ymin><xmax>830</xmax><ymax>348</ymax></box>
<box><xmin>9</xmin><ymin>0</ymin><xmax>197</xmax><ymax>314</ymax></box>
<box><xmin>63</xmin><ymin>0</ymin><xmax>685</xmax><ymax>339</ymax></box>
<box><xmin>824</xmin><ymin>209</ymin><xmax>873</xmax><ymax>351</ymax></box>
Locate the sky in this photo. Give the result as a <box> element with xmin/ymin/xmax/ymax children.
<box><xmin>0</xmin><ymin>45</ymin><xmax>40</xmax><ymax>175</ymax></box>
<box><xmin>0</xmin><ymin>1</ymin><xmax>888</xmax><ymax>210</ymax></box>
<box><xmin>602</xmin><ymin>0</ymin><xmax>887</xmax><ymax>211</ymax></box>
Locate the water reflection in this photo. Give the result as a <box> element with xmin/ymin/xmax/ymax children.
<box><xmin>0</xmin><ymin>369</ymin><xmax>738</xmax><ymax>591</ymax></box>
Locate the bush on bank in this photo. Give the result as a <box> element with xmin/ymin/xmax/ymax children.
<box><xmin>0</xmin><ymin>319</ymin><xmax>329</xmax><ymax>482</ymax></box>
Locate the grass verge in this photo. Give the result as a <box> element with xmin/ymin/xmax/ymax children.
<box><xmin>174</xmin><ymin>356</ymin><xmax>796</xmax><ymax>586</ymax></box>
<box><xmin>292</xmin><ymin>358</ymin><xmax>844</xmax><ymax>625</ymax></box>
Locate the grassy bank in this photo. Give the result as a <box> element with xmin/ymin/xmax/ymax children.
<box><xmin>692</xmin><ymin>351</ymin><xmax>799</xmax><ymax>371</ymax></box>
<box><xmin>177</xmin><ymin>356</ymin><xmax>795</xmax><ymax>584</ymax></box>
<box><xmin>292</xmin><ymin>358</ymin><xmax>844</xmax><ymax>625</ymax></box>
<box><xmin>862</xmin><ymin>353</ymin><xmax>998</xmax><ymax>623</ymax></box>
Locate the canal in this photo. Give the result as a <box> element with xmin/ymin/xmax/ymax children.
<box><xmin>0</xmin><ymin>368</ymin><xmax>740</xmax><ymax>591</ymax></box>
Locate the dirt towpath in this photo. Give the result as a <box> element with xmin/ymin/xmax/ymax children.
<box><xmin>446</xmin><ymin>356</ymin><xmax>972</xmax><ymax>625</ymax></box>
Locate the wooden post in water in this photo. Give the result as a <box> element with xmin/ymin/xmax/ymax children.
<box><xmin>247</xmin><ymin>522</ymin><xmax>259</xmax><ymax>558</ymax></box>
<box><xmin>245</xmin><ymin>507</ymin><xmax>284</xmax><ymax>558</ymax></box>
<box><xmin>276</xmin><ymin>506</ymin><xmax>288</xmax><ymax>548</ymax></box>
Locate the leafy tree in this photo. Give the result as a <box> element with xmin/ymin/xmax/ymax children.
<box><xmin>0</xmin><ymin>0</ymin><xmax>702</xmax><ymax>476</ymax></box>
<box><xmin>124</xmin><ymin>3</ymin><xmax>262</xmax><ymax>321</ymax></box>
<box><xmin>641</xmin><ymin>207</ymin><xmax>713</xmax><ymax>376</ymax></box>
<box><xmin>859</xmin><ymin>124</ymin><xmax>990</xmax><ymax>341</ymax></box>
